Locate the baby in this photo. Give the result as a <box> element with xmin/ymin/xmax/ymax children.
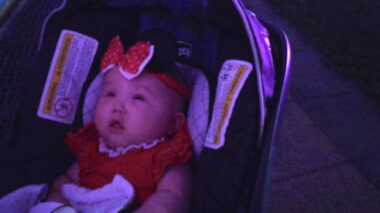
<box><xmin>44</xmin><ymin>29</ymin><xmax>194</xmax><ymax>212</ymax></box>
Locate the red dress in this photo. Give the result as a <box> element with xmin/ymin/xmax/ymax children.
<box><xmin>65</xmin><ymin>122</ymin><xmax>193</xmax><ymax>204</ymax></box>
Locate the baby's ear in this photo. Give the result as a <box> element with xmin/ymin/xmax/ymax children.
<box><xmin>172</xmin><ymin>112</ymin><xmax>186</xmax><ymax>134</ymax></box>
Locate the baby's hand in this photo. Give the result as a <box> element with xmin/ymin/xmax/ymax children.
<box><xmin>46</xmin><ymin>163</ymin><xmax>80</xmax><ymax>205</ymax></box>
<box><xmin>45</xmin><ymin>191</ymin><xmax>69</xmax><ymax>204</ymax></box>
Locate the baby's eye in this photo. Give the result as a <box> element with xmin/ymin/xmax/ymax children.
<box><xmin>104</xmin><ymin>91</ymin><xmax>115</xmax><ymax>97</ymax></box>
<box><xmin>133</xmin><ymin>94</ymin><xmax>146</xmax><ymax>101</ymax></box>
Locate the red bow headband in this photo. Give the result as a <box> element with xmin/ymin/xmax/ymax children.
<box><xmin>100</xmin><ymin>36</ymin><xmax>192</xmax><ymax>99</ymax></box>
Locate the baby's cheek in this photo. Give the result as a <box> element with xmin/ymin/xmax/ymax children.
<box><xmin>135</xmin><ymin>116</ymin><xmax>161</xmax><ymax>135</ymax></box>
<box><xmin>94</xmin><ymin>118</ymin><xmax>103</xmax><ymax>135</ymax></box>
<box><xmin>154</xmin><ymin>116</ymin><xmax>173</xmax><ymax>135</ymax></box>
<box><xmin>94</xmin><ymin>107</ymin><xmax>103</xmax><ymax>123</ymax></box>
<box><xmin>94</xmin><ymin>111</ymin><xmax>108</xmax><ymax>131</ymax></box>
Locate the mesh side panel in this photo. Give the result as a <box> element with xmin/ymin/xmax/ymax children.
<box><xmin>0</xmin><ymin>0</ymin><xmax>61</xmax><ymax>152</ymax></box>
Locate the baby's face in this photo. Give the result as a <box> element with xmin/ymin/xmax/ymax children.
<box><xmin>95</xmin><ymin>67</ymin><xmax>184</xmax><ymax>149</ymax></box>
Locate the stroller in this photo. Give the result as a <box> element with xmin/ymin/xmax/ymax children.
<box><xmin>0</xmin><ymin>0</ymin><xmax>291</xmax><ymax>212</ymax></box>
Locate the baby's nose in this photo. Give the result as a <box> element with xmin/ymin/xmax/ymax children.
<box><xmin>113</xmin><ymin>107</ymin><xmax>123</xmax><ymax>114</ymax></box>
<box><xmin>112</xmin><ymin>101</ymin><xmax>125</xmax><ymax>114</ymax></box>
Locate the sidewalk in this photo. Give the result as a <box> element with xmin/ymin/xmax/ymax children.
<box><xmin>245</xmin><ymin>0</ymin><xmax>380</xmax><ymax>212</ymax></box>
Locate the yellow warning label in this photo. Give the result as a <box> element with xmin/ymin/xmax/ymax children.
<box><xmin>205</xmin><ymin>59</ymin><xmax>253</xmax><ymax>150</ymax></box>
<box><xmin>37</xmin><ymin>30</ymin><xmax>98</xmax><ymax>124</ymax></box>
<box><xmin>43</xmin><ymin>34</ymin><xmax>73</xmax><ymax>114</ymax></box>
<box><xmin>214</xmin><ymin>65</ymin><xmax>247</xmax><ymax>145</ymax></box>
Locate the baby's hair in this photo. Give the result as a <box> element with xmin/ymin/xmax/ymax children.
<box><xmin>138</xmin><ymin>28</ymin><xmax>190</xmax><ymax>88</ymax></box>
<box><xmin>138</xmin><ymin>28</ymin><xmax>192</xmax><ymax>112</ymax></box>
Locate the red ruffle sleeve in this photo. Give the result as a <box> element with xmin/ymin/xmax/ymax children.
<box><xmin>151</xmin><ymin>123</ymin><xmax>193</xmax><ymax>183</ymax></box>
<box><xmin>65</xmin><ymin>123</ymin><xmax>99</xmax><ymax>158</ymax></box>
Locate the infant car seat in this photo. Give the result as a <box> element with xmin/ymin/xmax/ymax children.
<box><xmin>0</xmin><ymin>0</ymin><xmax>291</xmax><ymax>212</ymax></box>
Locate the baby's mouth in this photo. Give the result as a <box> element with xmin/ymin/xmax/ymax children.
<box><xmin>109</xmin><ymin>120</ymin><xmax>124</xmax><ymax>130</ymax></box>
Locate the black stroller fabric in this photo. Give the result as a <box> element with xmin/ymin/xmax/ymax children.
<box><xmin>0</xmin><ymin>0</ymin><xmax>287</xmax><ymax>212</ymax></box>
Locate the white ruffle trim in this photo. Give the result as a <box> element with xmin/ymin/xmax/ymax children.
<box><xmin>98</xmin><ymin>137</ymin><xmax>165</xmax><ymax>158</ymax></box>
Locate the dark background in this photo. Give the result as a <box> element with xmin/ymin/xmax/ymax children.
<box><xmin>271</xmin><ymin>0</ymin><xmax>380</xmax><ymax>104</ymax></box>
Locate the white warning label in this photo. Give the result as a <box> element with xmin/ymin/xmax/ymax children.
<box><xmin>205</xmin><ymin>59</ymin><xmax>253</xmax><ymax>149</ymax></box>
<box><xmin>37</xmin><ymin>30</ymin><xmax>98</xmax><ymax>124</ymax></box>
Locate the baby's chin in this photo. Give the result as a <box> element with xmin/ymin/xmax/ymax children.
<box><xmin>102</xmin><ymin>136</ymin><xmax>148</xmax><ymax>150</ymax></box>
<box><xmin>107</xmin><ymin>141</ymin><xmax>134</xmax><ymax>150</ymax></box>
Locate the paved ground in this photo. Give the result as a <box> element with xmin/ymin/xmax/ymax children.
<box><xmin>245</xmin><ymin>0</ymin><xmax>380</xmax><ymax>212</ymax></box>
<box><xmin>270</xmin><ymin>0</ymin><xmax>380</xmax><ymax>104</ymax></box>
